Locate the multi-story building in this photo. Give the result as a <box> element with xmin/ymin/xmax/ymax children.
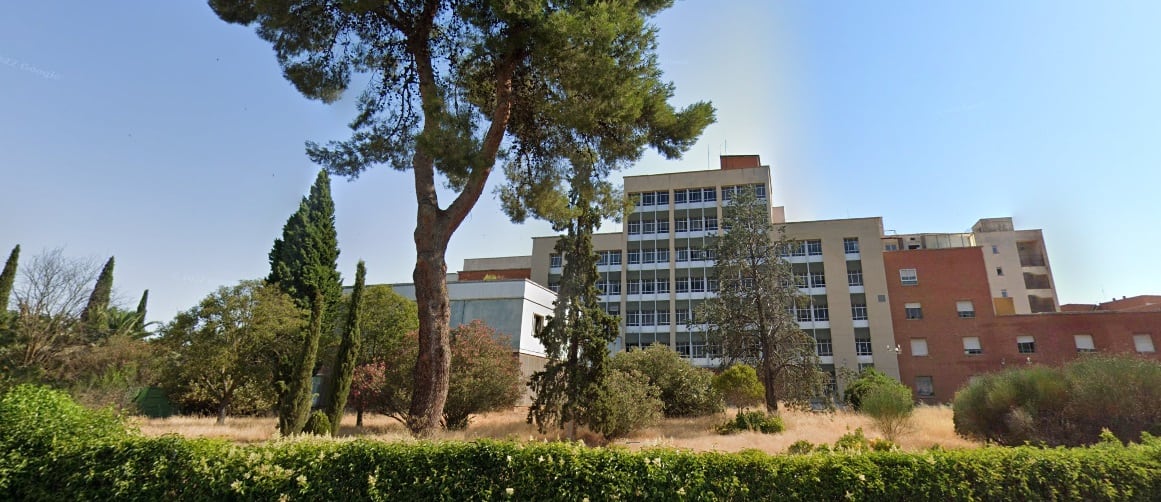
<box><xmin>528</xmin><ymin>155</ymin><xmax>901</xmax><ymax>391</ymax></box>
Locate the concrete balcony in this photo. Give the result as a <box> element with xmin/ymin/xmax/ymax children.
<box><xmin>788</xmin><ymin>254</ymin><xmax>824</xmax><ymax>264</ymax></box>
<box><xmin>674</xmin><ymin>260</ymin><xmax>713</xmax><ymax>270</ymax></box>
<box><xmin>853</xmin><ymin>319</ymin><xmax>870</xmax><ymax>328</ymax></box>
<box><xmin>845</xmin><ymin>252</ymin><xmax>861</xmax><ymax>261</ymax></box>
<box><xmin>848</xmin><ymin>285</ymin><xmax>865</xmax><ymax>294</ymax></box>
<box><xmin>628</xmin><ymin>232</ymin><xmax>670</xmax><ymax>242</ymax></box>
<box><xmin>675</xmin><ymin>291</ymin><xmax>713</xmax><ymax>301</ymax></box>
<box><xmin>625</xmin><ymin>293</ymin><xmax>668</xmax><ymax>302</ymax></box>
<box><xmin>625</xmin><ymin>324</ymin><xmax>668</xmax><ymax>333</ymax></box>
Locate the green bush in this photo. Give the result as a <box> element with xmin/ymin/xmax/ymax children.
<box><xmin>786</xmin><ymin>440</ymin><xmax>814</xmax><ymax>454</ymax></box>
<box><xmin>860</xmin><ymin>380</ymin><xmax>915</xmax><ymax>441</ymax></box>
<box><xmin>304</xmin><ymin>410</ymin><xmax>331</xmax><ymax>436</ymax></box>
<box><xmin>833</xmin><ymin>427</ymin><xmax>871</xmax><ymax>452</ymax></box>
<box><xmin>611</xmin><ymin>344</ymin><xmax>723</xmax><ymax>417</ymax></box>
<box><xmin>717</xmin><ymin>410</ymin><xmax>785</xmax><ymax>435</ymax></box>
<box><xmin>842</xmin><ymin>367</ymin><xmax>897</xmax><ymax>411</ymax></box>
<box><xmin>953</xmin><ymin>355</ymin><xmax>1161</xmax><ymax>446</ymax></box>
<box><xmin>712</xmin><ymin>364</ymin><xmax>765</xmax><ymax>409</ymax></box>
<box><xmin>587</xmin><ymin>369</ymin><xmax>663</xmax><ymax>441</ymax></box>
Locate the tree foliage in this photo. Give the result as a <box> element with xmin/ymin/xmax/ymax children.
<box><xmin>856</xmin><ymin>376</ymin><xmax>915</xmax><ymax>442</ymax></box>
<box><xmin>373</xmin><ymin>321</ymin><xmax>521</xmax><ymax>430</ymax></box>
<box><xmin>210</xmin><ymin>0</ymin><xmax>713</xmax><ymax>436</ymax></box>
<box><xmin>158</xmin><ymin>280</ymin><xmax>304</xmax><ymax>424</ymax></box>
<box><xmin>842</xmin><ymin>367</ymin><xmax>897</xmax><ymax>411</ymax></box>
<box><xmin>346</xmin><ymin>284</ymin><xmax>419</xmax><ymax>365</ymax></box>
<box><xmin>324</xmin><ymin>260</ymin><xmax>366</xmax><ymax>435</ymax></box>
<box><xmin>586</xmin><ymin>369</ymin><xmax>662</xmax><ymax>441</ymax></box>
<box><xmin>133</xmin><ymin>289</ymin><xmax>149</xmax><ymax>334</ymax></box>
<box><xmin>0</xmin><ymin>244</ymin><xmax>18</xmax><ymax>315</ymax></box>
<box><xmin>610</xmin><ymin>344</ymin><xmax>722</xmax><ymax>417</ymax></box>
<box><xmin>713</xmin><ymin>364</ymin><xmax>766</xmax><ymax>410</ymax></box>
<box><xmin>79</xmin><ymin>256</ymin><xmax>114</xmax><ymax>341</ymax></box>
<box><xmin>695</xmin><ymin>188</ymin><xmax>827</xmax><ymax>413</ymax></box>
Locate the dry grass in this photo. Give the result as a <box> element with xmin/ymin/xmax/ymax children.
<box><xmin>135</xmin><ymin>404</ymin><xmax>978</xmax><ymax>453</ymax></box>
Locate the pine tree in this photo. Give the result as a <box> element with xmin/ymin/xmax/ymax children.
<box><xmin>528</xmin><ymin>166</ymin><xmax>620</xmax><ymax>439</ymax></box>
<box><xmin>325</xmin><ymin>260</ymin><xmax>365</xmax><ymax>435</ymax></box>
<box><xmin>0</xmin><ymin>245</ymin><xmax>18</xmax><ymax>314</ymax></box>
<box><xmin>134</xmin><ymin>290</ymin><xmax>149</xmax><ymax>334</ymax></box>
<box><xmin>81</xmin><ymin>256</ymin><xmax>115</xmax><ymax>340</ymax></box>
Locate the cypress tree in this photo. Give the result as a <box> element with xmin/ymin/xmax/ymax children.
<box><xmin>0</xmin><ymin>245</ymin><xmax>18</xmax><ymax>314</ymax></box>
<box><xmin>81</xmin><ymin>256</ymin><xmax>115</xmax><ymax>338</ymax></box>
<box><xmin>270</xmin><ymin>170</ymin><xmax>343</xmax><ymax>435</ymax></box>
<box><xmin>134</xmin><ymin>289</ymin><xmax>149</xmax><ymax>334</ymax></box>
<box><xmin>286</xmin><ymin>291</ymin><xmax>325</xmax><ymax>434</ymax></box>
<box><xmin>324</xmin><ymin>260</ymin><xmax>365</xmax><ymax>435</ymax></box>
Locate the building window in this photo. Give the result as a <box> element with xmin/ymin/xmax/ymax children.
<box><xmin>911</xmin><ymin>338</ymin><xmax>929</xmax><ymax>357</ymax></box>
<box><xmin>816</xmin><ymin>338</ymin><xmax>833</xmax><ymax>357</ymax></box>
<box><xmin>641</xmin><ymin>192</ymin><xmax>655</xmax><ymax>206</ymax></box>
<box><xmin>1134</xmin><ymin>334</ymin><xmax>1156</xmax><ymax>353</ymax></box>
<box><xmin>855</xmin><ymin>336</ymin><xmax>873</xmax><ymax>356</ymax></box>
<box><xmin>676</xmin><ymin>309</ymin><xmax>691</xmax><ymax>324</ymax></box>
<box><xmin>905</xmin><ymin>302</ymin><xmax>923</xmax><ymax>320</ymax></box>
<box><xmin>675</xmin><ymin>247</ymin><xmax>689</xmax><ymax>262</ymax></box>
<box><xmin>885</xmin><ymin>243</ymin><xmax>899</xmax><ymax>251</ymax></box>
<box><xmin>605</xmin><ymin>303</ymin><xmax>620</xmax><ymax>316</ymax></box>
<box><xmin>813</xmin><ymin>306</ymin><xmax>829</xmax><ymax>321</ymax></box>
<box><xmin>656</xmin><ymin>191</ymin><xmax>669</xmax><ymax>206</ymax></box>
<box><xmin>533</xmin><ymin>314</ymin><xmax>545</xmax><ymax>335</ymax></box>
<box><xmin>627</xmin><ymin>221</ymin><xmax>641</xmax><ymax>234</ymax></box>
<box><xmin>1017</xmin><ymin>335</ymin><xmax>1036</xmax><ymax>354</ymax></box>
<box><xmin>675</xmin><ymin>218</ymin><xmax>688</xmax><ymax>233</ymax></box>
<box><xmin>1074</xmin><ymin>334</ymin><xmax>1096</xmax><ymax>353</ymax></box>
<box><xmin>549</xmin><ymin>281</ymin><xmax>560</xmax><ymax>293</ymax></box>
<box><xmin>963</xmin><ymin>336</ymin><xmax>982</xmax><ymax>355</ymax></box>
<box><xmin>1001</xmin><ymin>289</ymin><xmax>1009</xmax><ymax>298</ymax></box>
<box><xmin>789</xmin><ymin>242</ymin><xmax>806</xmax><ymax>257</ymax></box>
<box><xmin>627</xmin><ymin>250</ymin><xmax>640</xmax><ymax>264</ymax></box>
<box><xmin>795</xmin><ymin>308</ymin><xmax>812</xmax><ymax>322</ymax></box>
<box><xmin>642</xmin><ymin>220</ymin><xmax>656</xmax><ymax>234</ymax></box>
<box><xmin>996</xmin><ymin>267</ymin><xmax>1004</xmax><ymax>276</ymax></box>
<box><xmin>851</xmin><ymin>304</ymin><xmax>868</xmax><ymax>321</ymax></box>
<box><xmin>755</xmin><ymin>184</ymin><xmax>767</xmax><ymax>200</ymax></box>
<box><xmin>810</xmin><ymin>273</ymin><xmax>826</xmax><ymax>288</ymax></box>
<box><xmin>915</xmin><ymin>376</ymin><xmax>934</xmax><ymax>397</ymax></box>
<box><xmin>657</xmin><ymin>220</ymin><xmax>670</xmax><ymax>234</ymax></box>
<box><xmin>991</xmin><ymin>245</ymin><xmax>999</xmax><ymax>254</ymax></box>
<box><xmin>656</xmin><ymin>279</ymin><xmax>670</xmax><ymax>294</ymax></box>
<box><xmin>805</xmin><ymin>240</ymin><xmax>823</xmax><ymax>256</ymax></box>
<box><xmin>704</xmin><ymin>217</ymin><xmax>718</xmax><ymax>231</ymax></box>
<box><xmin>703</xmin><ymin>187</ymin><xmax>717</xmax><ymax>201</ymax></box>
<box><xmin>900</xmin><ymin>268</ymin><xmax>918</xmax><ymax>286</ymax></box>
<box><xmin>674</xmin><ymin>190</ymin><xmax>687</xmax><ymax>204</ymax></box>
<box><xmin>549</xmin><ymin>254</ymin><xmax>562</xmax><ymax>268</ymax></box>
<box><xmin>843</xmin><ymin>238</ymin><xmax>859</xmax><ymax>254</ymax></box>
<box><xmin>956</xmin><ymin>301</ymin><xmax>975</xmax><ymax>318</ymax></box>
<box><xmin>848</xmin><ymin>270</ymin><xmax>863</xmax><ymax>287</ymax></box>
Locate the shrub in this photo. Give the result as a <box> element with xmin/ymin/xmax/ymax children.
<box><xmin>712</xmin><ymin>364</ymin><xmax>765</xmax><ymax>409</ymax></box>
<box><xmin>833</xmin><ymin>428</ymin><xmax>871</xmax><ymax>452</ymax></box>
<box><xmin>587</xmin><ymin>369</ymin><xmax>663</xmax><ymax>441</ymax></box>
<box><xmin>717</xmin><ymin>410</ymin><xmax>785</xmax><ymax>435</ymax></box>
<box><xmin>611</xmin><ymin>344</ymin><xmax>723</xmax><ymax>417</ymax></box>
<box><xmin>0</xmin><ymin>384</ymin><xmax>129</xmax><ymax>458</ymax></box>
<box><xmin>304</xmin><ymin>410</ymin><xmax>331</xmax><ymax>436</ymax></box>
<box><xmin>786</xmin><ymin>440</ymin><xmax>814</xmax><ymax>455</ymax></box>
<box><xmin>953</xmin><ymin>355</ymin><xmax>1161</xmax><ymax>446</ymax></box>
<box><xmin>860</xmin><ymin>379</ymin><xmax>915</xmax><ymax>441</ymax></box>
<box><xmin>842</xmin><ymin>367</ymin><xmax>896</xmax><ymax>411</ymax></box>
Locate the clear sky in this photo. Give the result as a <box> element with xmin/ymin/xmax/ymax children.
<box><xmin>2</xmin><ymin>1</ymin><xmax>1158</xmax><ymax>324</ymax></box>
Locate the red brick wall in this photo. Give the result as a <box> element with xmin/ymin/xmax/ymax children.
<box><xmin>886</xmin><ymin>248</ymin><xmax>1161</xmax><ymax>402</ymax></box>
<box><xmin>719</xmin><ymin>155</ymin><xmax>761</xmax><ymax>170</ymax></box>
<box><xmin>456</xmin><ymin>268</ymin><xmax>531</xmax><ymax>281</ymax></box>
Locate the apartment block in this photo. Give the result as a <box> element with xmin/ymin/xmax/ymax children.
<box><xmin>528</xmin><ymin>155</ymin><xmax>900</xmax><ymax>392</ymax></box>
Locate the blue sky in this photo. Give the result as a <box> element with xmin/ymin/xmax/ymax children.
<box><xmin>2</xmin><ymin>1</ymin><xmax>1158</xmax><ymax>323</ymax></box>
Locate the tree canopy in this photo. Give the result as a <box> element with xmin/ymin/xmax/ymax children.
<box><xmin>210</xmin><ymin>0</ymin><xmax>713</xmax><ymax>435</ymax></box>
<box><xmin>695</xmin><ymin>189</ymin><xmax>827</xmax><ymax>412</ymax></box>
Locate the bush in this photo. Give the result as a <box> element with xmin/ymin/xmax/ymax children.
<box><xmin>712</xmin><ymin>364</ymin><xmax>765</xmax><ymax>409</ymax></box>
<box><xmin>953</xmin><ymin>355</ymin><xmax>1161</xmax><ymax>446</ymax></box>
<box><xmin>842</xmin><ymin>367</ymin><xmax>897</xmax><ymax>411</ymax></box>
<box><xmin>786</xmin><ymin>440</ymin><xmax>814</xmax><ymax>454</ymax></box>
<box><xmin>717</xmin><ymin>410</ymin><xmax>785</xmax><ymax>435</ymax></box>
<box><xmin>611</xmin><ymin>344</ymin><xmax>723</xmax><ymax>417</ymax></box>
<box><xmin>587</xmin><ymin>369</ymin><xmax>663</xmax><ymax>441</ymax></box>
<box><xmin>860</xmin><ymin>380</ymin><xmax>915</xmax><ymax>441</ymax></box>
<box><xmin>304</xmin><ymin>410</ymin><xmax>331</xmax><ymax>436</ymax></box>
<box><xmin>0</xmin><ymin>384</ymin><xmax>129</xmax><ymax>458</ymax></box>
<box><xmin>833</xmin><ymin>427</ymin><xmax>870</xmax><ymax>452</ymax></box>
<box><xmin>4</xmin><ymin>388</ymin><xmax>1161</xmax><ymax>502</ymax></box>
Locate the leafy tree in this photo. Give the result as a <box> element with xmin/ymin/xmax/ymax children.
<box><xmin>324</xmin><ymin>260</ymin><xmax>366</xmax><ymax>435</ymax></box>
<box><xmin>159</xmin><ymin>281</ymin><xmax>304</xmax><ymax>424</ymax></box>
<box><xmin>266</xmin><ymin>170</ymin><xmax>342</xmax><ymax>435</ymax></box>
<box><xmin>346</xmin><ymin>284</ymin><xmax>419</xmax><ymax>366</ymax></box>
<box><xmin>80</xmin><ymin>256</ymin><xmax>114</xmax><ymax>340</ymax></box>
<box><xmin>210</xmin><ymin>0</ymin><xmax>713</xmax><ymax>436</ymax></box>
<box><xmin>374</xmin><ymin>321</ymin><xmax>521</xmax><ymax>430</ymax></box>
<box><xmin>842</xmin><ymin>367</ymin><xmax>898</xmax><ymax>411</ymax></box>
<box><xmin>0</xmin><ymin>244</ymin><xmax>18</xmax><ymax>315</ymax></box>
<box><xmin>527</xmin><ymin>170</ymin><xmax>621</xmax><ymax>438</ymax></box>
<box><xmin>610</xmin><ymin>344</ymin><xmax>722</xmax><ymax>417</ymax></box>
<box><xmin>695</xmin><ymin>188</ymin><xmax>827</xmax><ymax>413</ymax></box>
<box><xmin>713</xmin><ymin>364</ymin><xmax>766</xmax><ymax>410</ymax></box>
<box><xmin>349</xmin><ymin>362</ymin><xmax>387</xmax><ymax>428</ymax></box>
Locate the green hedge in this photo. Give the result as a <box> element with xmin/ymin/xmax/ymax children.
<box><xmin>5</xmin><ymin>385</ymin><xmax>1161</xmax><ymax>501</ymax></box>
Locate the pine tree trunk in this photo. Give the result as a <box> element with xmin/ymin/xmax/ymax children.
<box><xmin>407</xmin><ymin>234</ymin><xmax>452</xmax><ymax>436</ymax></box>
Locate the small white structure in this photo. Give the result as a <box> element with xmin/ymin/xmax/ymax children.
<box><xmin>389</xmin><ymin>278</ymin><xmax>556</xmax><ymax>403</ymax></box>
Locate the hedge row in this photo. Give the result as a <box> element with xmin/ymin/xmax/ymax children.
<box><xmin>5</xmin><ymin>385</ymin><xmax>1161</xmax><ymax>501</ymax></box>
<box><xmin>7</xmin><ymin>436</ymin><xmax>1161</xmax><ymax>501</ymax></box>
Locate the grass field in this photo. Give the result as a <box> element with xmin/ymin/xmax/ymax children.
<box><xmin>134</xmin><ymin>405</ymin><xmax>977</xmax><ymax>452</ymax></box>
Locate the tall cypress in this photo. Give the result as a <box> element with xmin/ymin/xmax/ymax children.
<box><xmin>325</xmin><ymin>260</ymin><xmax>365</xmax><ymax>435</ymax></box>
<box><xmin>269</xmin><ymin>170</ymin><xmax>342</xmax><ymax>435</ymax></box>
<box><xmin>134</xmin><ymin>289</ymin><xmax>149</xmax><ymax>334</ymax></box>
<box><xmin>81</xmin><ymin>256</ymin><xmax>115</xmax><ymax>338</ymax></box>
<box><xmin>0</xmin><ymin>245</ymin><xmax>18</xmax><ymax>314</ymax></box>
